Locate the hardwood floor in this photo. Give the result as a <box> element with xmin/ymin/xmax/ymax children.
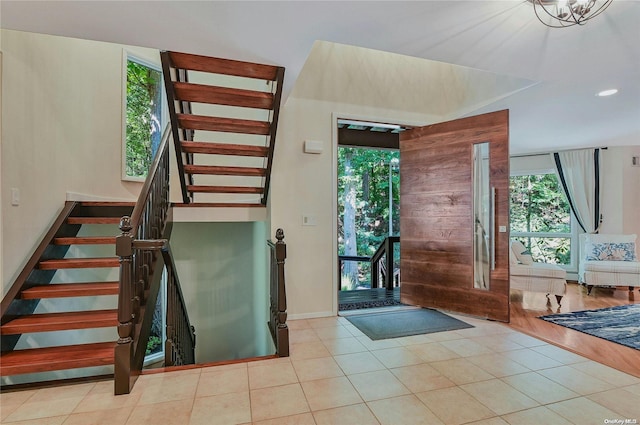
<box><xmin>508</xmin><ymin>282</ymin><xmax>640</xmax><ymax>378</ymax></box>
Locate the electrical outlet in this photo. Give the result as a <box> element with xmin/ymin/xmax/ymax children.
<box><xmin>11</xmin><ymin>188</ymin><xmax>20</xmax><ymax>206</ymax></box>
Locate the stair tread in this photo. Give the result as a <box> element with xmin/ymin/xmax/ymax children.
<box><xmin>173</xmin><ymin>82</ymin><xmax>274</xmax><ymax>109</ymax></box>
<box><xmin>0</xmin><ymin>342</ymin><xmax>115</xmax><ymax>376</ymax></box>
<box><xmin>53</xmin><ymin>236</ymin><xmax>117</xmax><ymax>245</ymax></box>
<box><xmin>173</xmin><ymin>203</ymin><xmax>265</xmax><ymax>208</ymax></box>
<box><xmin>67</xmin><ymin>217</ymin><xmax>122</xmax><ymax>225</ymax></box>
<box><xmin>1</xmin><ymin>309</ymin><xmax>118</xmax><ymax>335</ymax></box>
<box><xmin>79</xmin><ymin>202</ymin><xmax>136</xmax><ymax>207</ymax></box>
<box><xmin>184</xmin><ymin>164</ymin><xmax>266</xmax><ymax>176</ymax></box>
<box><xmin>187</xmin><ymin>185</ymin><xmax>263</xmax><ymax>194</ymax></box>
<box><xmin>20</xmin><ymin>282</ymin><xmax>119</xmax><ymax>299</ymax></box>
<box><xmin>38</xmin><ymin>258</ymin><xmax>120</xmax><ymax>270</ymax></box>
<box><xmin>168</xmin><ymin>51</ymin><xmax>279</xmax><ymax>81</ymax></box>
<box><xmin>177</xmin><ymin>114</ymin><xmax>270</xmax><ymax>135</ymax></box>
<box><xmin>181</xmin><ymin>141</ymin><xmax>268</xmax><ymax>157</ymax></box>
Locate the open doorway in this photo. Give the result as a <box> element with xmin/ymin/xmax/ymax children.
<box><xmin>336</xmin><ymin>119</ymin><xmax>407</xmax><ymax>311</ymax></box>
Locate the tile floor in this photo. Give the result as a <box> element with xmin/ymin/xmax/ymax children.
<box><xmin>1</xmin><ymin>313</ymin><xmax>639</xmax><ymax>424</ymax></box>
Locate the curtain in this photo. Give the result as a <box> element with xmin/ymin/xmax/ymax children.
<box><xmin>552</xmin><ymin>148</ymin><xmax>601</xmax><ymax>233</ymax></box>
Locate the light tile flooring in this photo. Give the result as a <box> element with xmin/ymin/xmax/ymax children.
<box><xmin>2</xmin><ymin>313</ymin><xmax>640</xmax><ymax>425</ymax></box>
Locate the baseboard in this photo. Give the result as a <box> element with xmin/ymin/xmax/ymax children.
<box><xmin>288</xmin><ymin>311</ymin><xmax>335</xmax><ymax>320</ymax></box>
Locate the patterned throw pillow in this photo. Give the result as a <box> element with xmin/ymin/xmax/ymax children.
<box><xmin>586</xmin><ymin>242</ymin><xmax>638</xmax><ymax>261</ymax></box>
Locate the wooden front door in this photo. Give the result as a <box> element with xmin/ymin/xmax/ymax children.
<box><xmin>399</xmin><ymin>110</ymin><xmax>510</xmax><ymax>322</ymax></box>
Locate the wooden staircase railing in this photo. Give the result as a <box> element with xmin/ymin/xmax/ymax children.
<box><xmin>161</xmin><ymin>51</ymin><xmax>285</xmax><ymax>207</ymax></box>
<box><xmin>267</xmin><ymin>229</ymin><xmax>289</xmax><ymax>357</ymax></box>
<box><xmin>162</xmin><ymin>245</ymin><xmax>196</xmax><ymax>367</ymax></box>
<box><xmin>115</xmin><ymin>124</ymin><xmax>177</xmax><ymax>395</ymax></box>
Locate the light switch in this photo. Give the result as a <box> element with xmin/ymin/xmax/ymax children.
<box><xmin>302</xmin><ymin>215</ymin><xmax>317</xmax><ymax>226</ymax></box>
<box><xmin>11</xmin><ymin>188</ymin><xmax>20</xmax><ymax>206</ymax></box>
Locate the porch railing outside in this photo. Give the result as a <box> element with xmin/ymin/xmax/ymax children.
<box><xmin>267</xmin><ymin>229</ymin><xmax>289</xmax><ymax>356</ymax></box>
<box><xmin>371</xmin><ymin>236</ymin><xmax>400</xmax><ymax>290</ymax></box>
<box><xmin>338</xmin><ymin>236</ymin><xmax>400</xmax><ymax>290</ymax></box>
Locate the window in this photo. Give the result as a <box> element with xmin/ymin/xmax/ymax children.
<box><xmin>510</xmin><ymin>173</ymin><xmax>576</xmax><ymax>269</ymax></box>
<box><xmin>123</xmin><ymin>53</ymin><xmax>164</xmax><ymax>180</ymax></box>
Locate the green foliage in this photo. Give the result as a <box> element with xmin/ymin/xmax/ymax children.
<box><xmin>338</xmin><ymin>147</ymin><xmax>400</xmax><ymax>256</ymax></box>
<box><xmin>146</xmin><ymin>335</ymin><xmax>162</xmax><ymax>355</ymax></box>
<box><xmin>338</xmin><ymin>147</ymin><xmax>399</xmax><ymax>288</ymax></box>
<box><xmin>126</xmin><ymin>60</ymin><xmax>162</xmax><ymax>178</ymax></box>
<box><xmin>510</xmin><ymin>174</ymin><xmax>571</xmax><ymax>264</ymax></box>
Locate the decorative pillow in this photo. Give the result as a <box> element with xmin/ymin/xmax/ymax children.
<box><xmin>585</xmin><ymin>234</ymin><xmax>637</xmax><ymax>261</ymax></box>
<box><xmin>586</xmin><ymin>242</ymin><xmax>638</xmax><ymax>261</ymax></box>
<box><xmin>511</xmin><ymin>240</ymin><xmax>533</xmax><ymax>265</ymax></box>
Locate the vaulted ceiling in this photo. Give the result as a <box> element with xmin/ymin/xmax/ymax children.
<box><xmin>1</xmin><ymin>1</ymin><xmax>638</xmax><ymax>154</ymax></box>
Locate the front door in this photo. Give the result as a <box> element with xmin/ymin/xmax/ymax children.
<box><xmin>399</xmin><ymin>110</ymin><xmax>510</xmax><ymax>322</ymax></box>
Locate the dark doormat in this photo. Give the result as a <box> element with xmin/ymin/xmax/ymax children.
<box><xmin>345</xmin><ymin>308</ymin><xmax>474</xmax><ymax>340</ymax></box>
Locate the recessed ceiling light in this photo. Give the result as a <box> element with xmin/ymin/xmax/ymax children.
<box><xmin>597</xmin><ymin>89</ymin><xmax>618</xmax><ymax>97</ymax></box>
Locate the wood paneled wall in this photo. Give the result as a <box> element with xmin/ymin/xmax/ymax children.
<box><xmin>399</xmin><ymin>110</ymin><xmax>510</xmax><ymax>322</ymax></box>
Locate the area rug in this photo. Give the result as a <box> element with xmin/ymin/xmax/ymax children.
<box><xmin>539</xmin><ymin>304</ymin><xmax>640</xmax><ymax>350</ymax></box>
<box><xmin>345</xmin><ymin>308</ymin><xmax>473</xmax><ymax>340</ymax></box>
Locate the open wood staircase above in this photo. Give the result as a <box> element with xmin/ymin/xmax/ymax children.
<box><xmin>161</xmin><ymin>51</ymin><xmax>285</xmax><ymax>207</ymax></box>
<box><xmin>0</xmin><ymin>201</ymin><xmax>132</xmax><ymax>379</ymax></box>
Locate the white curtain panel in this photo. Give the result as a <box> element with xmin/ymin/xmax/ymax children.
<box><xmin>552</xmin><ymin>148</ymin><xmax>601</xmax><ymax>233</ymax></box>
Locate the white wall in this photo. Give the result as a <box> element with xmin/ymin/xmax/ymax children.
<box><xmin>270</xmin><ymin>97</ymin><xmax>441</xmax><ymax>319</ymax></box>
<box><xmin>1</xmin><ymin>30</ymin><xmax>158</xmax><ymax>293</ymax></box>
<box><xmin>170</xmin><ymin>222</ymin><xmax>271</xmax><ymax>363</ymax></box>
<box><xmin>600</xmin><ymin>146</ymin><xmax>640</xmax><ymax>237</ymax></box>
<box><xmin>0</xmin><ymin>50</ymin><xmax>4</xmax><ymax>296</ymax></box>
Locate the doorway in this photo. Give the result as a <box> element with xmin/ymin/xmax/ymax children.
<box><xmin>336</xmin><ymin>119</ymin><xmax>407</xmax><ymax>311</ymax></box>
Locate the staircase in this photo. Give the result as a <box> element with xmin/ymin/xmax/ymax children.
<box><xmin>161</xmin><ymin>51</ymin><xmax>285</xmax><ymax>207</ymax></box>
<box><xmin>0</xmin><ymin>201</ymin><xmax>132</xmax><ymax>379</ymax></box>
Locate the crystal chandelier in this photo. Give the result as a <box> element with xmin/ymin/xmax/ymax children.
<box><xmin>530</xmin><ymin>0</ymin><xmax>614</xmax><ymax>28</ymax></box>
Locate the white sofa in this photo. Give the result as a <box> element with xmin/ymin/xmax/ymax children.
<box><xmin>510</xmin><ymin>240</ymin><xmax>567</xmax><ymax>306</ymax></box>
<box><xmin>579</xmin><ymin>234</ymin><xmax>640</xmax><ymax>295</ymax></box>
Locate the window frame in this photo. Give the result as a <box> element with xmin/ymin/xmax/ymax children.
<box><xmin>121</xmin><ymin>50</ymin><xmax>166</xmax><ymax>182</ymax></box>
<box><xmin>509</xmin><ymin>168</ymin><xmax>579</xmax><ymax>272</ymax></box>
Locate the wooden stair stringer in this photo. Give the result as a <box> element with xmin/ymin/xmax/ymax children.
<box><xmin>162</xmin><ymin>50</ymin><xmax>284</xmax><ymax>206</ymax></box>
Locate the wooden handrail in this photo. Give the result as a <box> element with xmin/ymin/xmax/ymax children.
<box><xmin>267</xmin><ymin>229</ymin><xmax>288</xmax><ymax>357</ymax></box>
<box><xmin>115</xmin><ymin>124</ymin><xmax>173</xmax><ymax>395</ymax></box>
<box><xmin>261</xmin><ymin>67</ymin><xmax>285</xmax><ymax>205</ymax></box>
<box><xmin>160</xmin><ymin>51</ymin><xmax>190</xmax><ymax>204</ymax></box>
<box><xmin>128</xmin><ymin>126</ymin><xmax>172</xmax><ymax>234</ymax></box>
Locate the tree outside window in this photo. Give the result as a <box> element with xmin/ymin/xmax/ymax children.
<box><xmin>338</xmin><ymin>147</ymin><xmax>400</xmax><ymax>289</ymax></box>
<box><xmin>510</xmin><ymin>173</ymin><xmax>574</xmax><ymax>266</ymax></box>
<box><xmin>124</xmin><ymin>55</ymin><xmax>163</xmax><ymax>180</ymax></box>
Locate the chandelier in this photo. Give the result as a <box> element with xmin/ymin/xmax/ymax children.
<box><xmin>529</xmin><ymin>0</ymin><xmax>614</xmax><ymax>28</ymax></box>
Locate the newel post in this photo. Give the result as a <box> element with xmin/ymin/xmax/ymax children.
<box><xmin>275</xmin><ymin>229</ymin><xmax>289</xmax><ymax>356</ymax></box>
<box><xmin>114</xmin><ymin>216</ymin><xmax>135</xmax><ymax>395</ymax></box>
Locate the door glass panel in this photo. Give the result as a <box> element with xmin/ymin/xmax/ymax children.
<box><xmin>473</xmin><ymin>142</ymin><xmax>491</xmax><ymax>290</ymax></box>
